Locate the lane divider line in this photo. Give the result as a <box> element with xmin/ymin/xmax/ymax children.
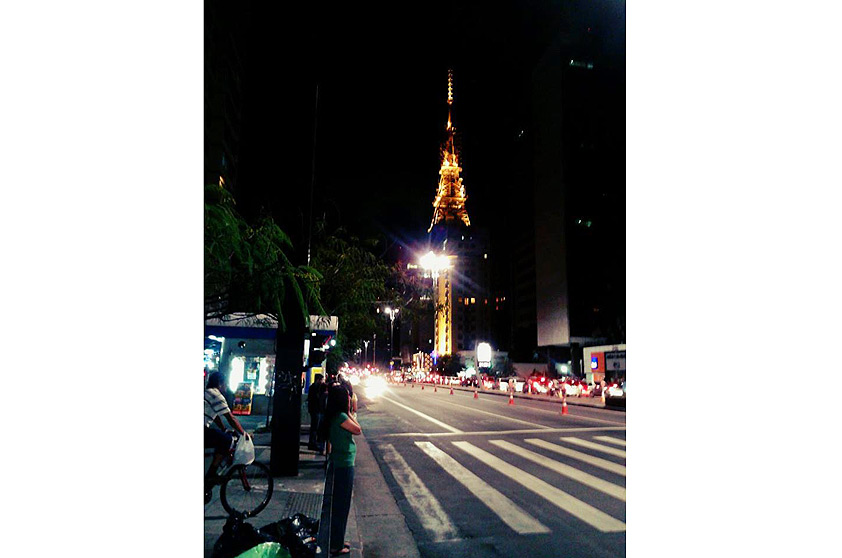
<box><xmin>378</xmin><ymin>395</ymin><xmax>463</xmax><ymax>433</ymax></box>
<box><xmin>380</xmin><ymin>426</ymin><xmax>626</xmax><ymax>438</ymax></box>
<box><xmin>436</xmin><ymin>399</ymin><xmax>555</xmax><ymax>429</ymax></box>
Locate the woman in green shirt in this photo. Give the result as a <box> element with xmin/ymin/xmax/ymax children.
<box><xmin>324</xmin><ymin>383</ymin><xmax>362</xmax><ymax>556</ymax></box>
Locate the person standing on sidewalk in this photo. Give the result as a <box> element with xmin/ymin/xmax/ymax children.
<box><xmin>307</xmin><ymin>374</ymin><xmax>327</xmax><ymax>453</ymax></box>
<box><xmin>324</xmin><ymin>383</ymin><xmax>362</xmax><ymax>556</ymax></box>
<box><xmin>338</xmin><ymin>374</ymin><xmax>358</xmax><ymax>415</ymax></box>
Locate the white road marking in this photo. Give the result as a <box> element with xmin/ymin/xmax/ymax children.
<box><xmin>380</xmin><ymin>444</ymin><xmax>460</xmax><ymax>542</ymax></box>
<box><xmin>593</xmin><ymin>436</ymin><xmax>626</xmax><ymax>447</ymax></box>
<box><xmin>490</xmin><ymin>440</ymin><xmax>625</xmax><ymax>501</ymax></box>
<box><xmin>415</xmin><ymin>441</ymin><xmax>551</xmax><ymax>535</ymax></box>
<box><xmin>515</xmin><ymin>402</ymin><xmax>626</xmax><ymax>426</ymax></box>
<box><xmin>379</xmin><ymin>395</ymin><xmax>463</xmax><ymax>433</ymax></box>
<box><xmin>561</xmin><ymin>437</ymin><xmax>627</xmax><ymax>458</ymax></box>
<box><xmin>524</xmin><ymin>439</ymin><xmax>626</xmax><ymax>476</ymax></box>
<box><xmin>452</xmin><ymin>442</ymin><xmax>626</xmax><ymax>533</ymax></box>
<box><xmin>435</xmin><ymin>399</ymin><xmax>555</xmax><ymax>429</ymax></box>
<box><xmin>381</xmin><ymin>426</ymin><xmax>627</xmax><ymax>438</ymax></box>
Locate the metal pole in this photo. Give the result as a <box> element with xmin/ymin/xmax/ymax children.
<box><xmin>265</xmin><ymin>382</ymin><xmax>273</xmax><ymax>428</ymax></box>
<box><xmin>306</xmin><ymin>84</ymin><xmax>320</xmax><ymax>266</ymax></box>
<box><xmin>390</xmin><ymin>315</ymin><xmax>394</xmax><ymax>358</ymax></box>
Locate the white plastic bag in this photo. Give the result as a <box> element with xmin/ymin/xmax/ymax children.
<box><xmin>232</xmin><ymin>433</ymin><xmax>255</xmax><ymax>466</ymax></box>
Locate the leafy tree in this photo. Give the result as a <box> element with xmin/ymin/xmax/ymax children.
<box><xmin>309</xmin><ymin>220</ymin><xmax>391</xmax><ymax>368</ymax></box>
<box><xmin>204</xmin><ymin>184</ymin><xmax>324</xmax><ymax>330</ymax></box>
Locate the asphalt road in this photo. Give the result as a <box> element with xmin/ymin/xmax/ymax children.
<box><xmin>356</xmin><ymin>381</ymin><xmax>626</xmax><ymax>558</ymax></box>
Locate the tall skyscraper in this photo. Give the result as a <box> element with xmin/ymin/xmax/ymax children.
<box><xmin>503</xmin><ymin>12</ymin><xmax>625</xmax><ymax>373</ymax></box>
<box><xmin>428</xmin><ymin>71</ymin><xmax>492</xmax><ymax>358</ymax></box>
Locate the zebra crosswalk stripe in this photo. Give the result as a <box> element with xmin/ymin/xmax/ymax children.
<box><xmin>490</xmin><ymin>440</ymin><xmax>625</xmax><ymax>501</ymax></box>
<box><xmin>380</xmin><ymin>443</ymin><xmax>460</xmax><ymax>542</ymax></box>
<box><xmin>560</xmin><ymin>437</ymin><xmax>627</xmax><ymax>458</ymax></box>
<box><xmin>415</xmin><ymin>442</ymin><xmax>551</xmax><ymax>535</ymax></box>
<box><xmin>452</xmin><ymin>441</ymin><xmax>626</xmax><ymax>533</ymax></box>
<box><xmin>593</xmin><ymin>436</ymin><xmax>626</xmax><ymax>447</ymax></box>
<box><xmin>524</xmin><ymin>438</ymin><xmax>626</xmax><ymax>476</ymax></box>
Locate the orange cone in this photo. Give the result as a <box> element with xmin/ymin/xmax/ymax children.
<box><xmin>422</xmin><ymin>384</ymin><xmax>424</xmax><ymax>390</ymax></box>
<box><xmin>561</xmin><ymin>401</ymin><xmax>569</xmax><ymax>415</ymax></box>
<box><xmin>434</xmin><ymin>384</ymin><xmax>437</xmax><ymax>392</ymax></box>
<box><xmin>473</xmin><ymin>389</ymin><xmax>478</xmax><ymax>399</ymax></box>
<box><xmin>450</xmin><ymin>386</ymin><xmax>454</xmax><ymax>395</ymax></box>
<box><xmin>508</xmin><ymin>393</ymin><xmax>514</xmax><ymax>405</ymax></box>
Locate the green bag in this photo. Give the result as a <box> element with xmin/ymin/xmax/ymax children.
<box><xmin>233</xmin><ymin>542</ymin><xmax>291</xmax><ymax>558</ymax></box>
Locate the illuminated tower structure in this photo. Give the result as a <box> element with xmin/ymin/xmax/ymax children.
<box><xmin>427</xmin><ymin>70</ymin><xmax>492</xmax><ymax>359</ymax></box>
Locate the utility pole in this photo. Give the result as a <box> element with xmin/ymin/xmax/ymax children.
<box><xmin>306</xmin><ymin>84</ymin><xmax>319</xmax><ymax>266</ymax></box>
<box><xmin>363</xmin><ymin>339</ymin><xmax>369</xmax><ymax>366</ymax></box>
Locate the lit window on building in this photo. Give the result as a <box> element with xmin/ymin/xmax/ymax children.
<box><xmin>470</xmin><ymin>298</ymin><xmax>476</xmax><ymax>304</ymax></box>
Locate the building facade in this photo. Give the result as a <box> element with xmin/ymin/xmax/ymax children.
<box><xmin>528</xmin><ymin>14</ymin><xmax>626</xmax><ymax>374</ymax></box>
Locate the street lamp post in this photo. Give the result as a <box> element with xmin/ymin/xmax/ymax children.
<box><xmin>385</xmin><ymin>307</ymin><xmax>399</xmax><ymax>359</ymax></box>
<box><xmin>420</xmin><ymin>251</ymin><xmax>452</xmax><ymax>358</ymax></box>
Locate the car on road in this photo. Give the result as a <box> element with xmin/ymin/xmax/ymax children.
<box><xmin>498</xmin><ymin>376</ymin><xmax>526</xmax><ymax>393</ymax></box>
<box><xmin>605</xmin><ymin>381</ymin><xmax>625</xmax><ymax>398</ymax></box>
<box><xmin>560</xmin><ymin>378</ymin><xmax>582</xmax><ymax>397</ymax></box>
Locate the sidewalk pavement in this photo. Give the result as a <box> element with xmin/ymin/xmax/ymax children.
<box><xmin>205</xmin><ymin>403</ymin><xmax>420</xmax><ymax>558</ymax></box>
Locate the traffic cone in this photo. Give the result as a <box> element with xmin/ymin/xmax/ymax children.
<box><xmin>450</xmin><ymin>386</ymin><xmax>454</xmax><ymax>395</ymax></box>
<box><xmin>421</xmin><ymin>384</ymin><xmax>424</xmax><ymax>390</ymax></box>
<box><xmin>473</xmin><ymin>389</ymin><xmax>478</xmax><ymax>399</ymax></box>
<box><xmin>508</xmin><ymin>393</ymin><xmax>514</xmax><ymax>405</ymax></box>
<box><xmin>561</xmin><ymin>401</ymin><xmax>569</xmax><ymax>415</ymax></box>
<box><xmin>434</xmin><ymin>384</ymin><xmax>437</xmax><ymax>392</ymax></box>
<box><xmin>411</xmin><ymin>382</ymin><xmax>414</xmax><ymax>388</ymax></box>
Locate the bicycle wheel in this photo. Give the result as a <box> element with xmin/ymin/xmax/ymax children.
<box><xmin>220</xmin><ymin>462</ymin><xmax>273</xmax><ymax>518</ymax></box>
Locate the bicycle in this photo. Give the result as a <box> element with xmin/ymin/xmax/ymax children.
<box><xmin>205</xmin><ymin>432</ymin><xmax>274</xmax><ymax>518</ymax></box>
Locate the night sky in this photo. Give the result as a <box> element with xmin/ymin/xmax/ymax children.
<box><xmin>227</xmin><ymin>0</ymin><xmax>626</xmax><ymax>259</ymax></box>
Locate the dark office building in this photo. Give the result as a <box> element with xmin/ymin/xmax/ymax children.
<box><xmin>503</xmin><ymin>4</ymin><xmax>626</xmax><ymax>373</ymax></box>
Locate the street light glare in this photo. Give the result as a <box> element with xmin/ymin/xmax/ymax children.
<box><xmin>420</xmin><ymin>251</ymin><xmax>451</xmax><ymax>272</ymax></box>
